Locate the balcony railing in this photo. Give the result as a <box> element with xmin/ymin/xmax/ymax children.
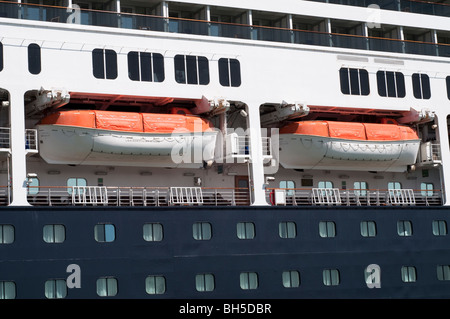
<box><xmin>1</xmin><ymin>1</ymin><xmax>450</xmax><ymax>58</ymax></box>
<box><xmin>0</xmin><ymin>127</ymin><xmax>38</xmax><ymax>152</ymax></box>
<box><xmin>308</xmin><ymin>0</ymin><xmax>450</xmax><ymax>18</ymax></box>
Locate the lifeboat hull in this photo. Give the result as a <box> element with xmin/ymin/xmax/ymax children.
<box><xmin>279</xmin><ymin>121</ymin><xmax>420</xmax><ymax>172</ymax></box>
<box><xmin>37</xmin><ymin>110</ymin><xmax>218</xmax><ymax>168</ymax></box>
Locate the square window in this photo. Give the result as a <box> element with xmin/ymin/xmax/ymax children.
<box><xmin>0</xmin><ymin>281</ymin><xmax>16</xmax><ymax>299</ymax></box>
<box><xmin>279</xmin><ymin>221</ymin><xmax>297</xmax><ymax>239</ymax></box>
<box><xmin>145</xmin><ymin>275</ymin><xmax>166</xmax><ymax>295</ymax></box>
<box><xmin>95</xmin><ymin>224</ymin><xmax>115</xmax><ymax>242</ymax></box>
<box><xmin>43</xmin><ymin>224</ymin><xmax>65</xmax><ymax>243</ymax></box>
<box><xmin>282</xmin><ymin>270</ymin><xmax>300</xmax><ymax>288</ymax></box>
<box><xmin>96</xmin><ymin>277</ymin><xmax>118</xmax><ymax>297</ymax></box>
<box><xmin>319</xmin><ymin>221</ymin><xmax>336</xmax><ymax>238</ymax></box>
<box><xmin>193</xmin><ymin>222</ymin><xmax>212</xmax><ymax>240</ymax></box>
<box><xmin>45</xmin><ymin>279</ymin><xmax>67</xmax><ymax>299</ymax></box>
<box><xmin>196</xmin><ymin>274</ymin><xmax>215</xmax><ymax>292</ymax></box>
<box><xmin>237</xmin><ymin>222</ymin><xmax>255</xmax><ymax>239</ymax></box>
<box><xmin>397</xmin><ymin>220</ymin><xmax>413</xmax><ymax>237</ymax></box>
<box><xmin>360</xmin><ymin>221</ymin><xmax>377</xmax><ymax>237</ymax></box>
<box><xmin>240</xmin><ymin>272</ymin><xmax>258</xmax><ymax>290</ymax></box>
<box><xmin>143</xmin><ymin>223</ymin><xmax>164</xmax><ymax>241</ymax></box>
<box><xmin>0</xmin><ymin>225</ymin><xmax>14</xmax><ymax>244</ymax></box>
<box><xmin>323</xmin><ymin>269</ymin><xmax>340</xmax><ymax>286</ymax></box>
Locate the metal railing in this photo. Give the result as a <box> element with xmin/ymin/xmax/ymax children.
<box><xmin>0</xmin><ymin>1</ymin><xmax>450</xmax><ymax>58</ymax></box>
<box><xmin>266</xmin><ymin>188</ymin><xmax>443</xmax><ymax>207</ymax></box>
<box><xmin>0</xmin><ymin>127</ymin><xmax>38</xmax><ymax>152</ymax></box>
<box><xmin>308</xmin><ymin>0</ymin><xmax>450</xmax><ymax>18</ymax></box>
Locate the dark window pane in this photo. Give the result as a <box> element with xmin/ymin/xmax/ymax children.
<box><xmin>198</xmin><ymin>56</ymin><xmax>209</xmax><ymax>85</ymax></box>
<box><xmin>421</xmin><ymin>74</ymin><xmax>431</xmax><ymax>99</ymax></box>
<box><xmin>395</xmin><ymin>72</ymin><xmax>405</xmax><ymax>98</ymax></box>
<box><xmin>412</xmin><ymin>73</ymin><xmax>421</xmax><ymax>99</ymax></box>
<box><xmin>127</xmin><ymin>51</ymin><xmax>139</xmax><ymax>81</ymax></box>
<box><xmin>140</xmin><ymin>52</ymin><xmax>152</xmax><ymax>82</ymax></box>
<box><xmin>0</xmin><ymin>42</ymin><xmax>3</xmax><ymax>72</ymax></box>
<box><xmin>446</xmin><ymin>77</ymin><xmax>450</xmax><ymax>100</ymax></box>
<box><xmin>104</xmin><ymin>49</ymin><xmax>117</xmax><ymax>79</ymax></box>
<box><xmin>153</xmin><ymin>53</ymin><xmax>165</xmax><ymax>82</ymax></box>
<box><xmin>186</xmin><ymin>55</ymin><xmax>198</xmax><ymax>84</ymax></box>
<box><xmin>174</xmin><ymin>55</ymin><xmax>186</xmax><ymax>84</ymax></box>
<box><xmin>377</xmin><ymin>71</ymin><xmax>386</xmax><ymax>97</ymax></box>
<box><xmin>349</xmin><ymin>68</ymin><xmax>360</xmax><ymax>95</ymax></box>
<box><xmin>230</xmin><ymin>59</ymin><xmax>241</xmax><ymax>87</ymax></box>
<box><xmin>386</xmin><ymin>71</ymin><xmax>396</xmax><ymax>97</ymax></box>
<box><xmin>219</xmin><ymin>58</ymin><xmax>230</xmax><ymax>86</ymax></box>
<box><xmin>92</xmin><ymin>49</ymin><xmax>105</xmax><ymax>79</ymax></box>
<box><xmin>340</xmin><ymin>68</ymin><xmax>350</xmax><ymax>95</ymax></box>
<box><xmin>360</xmin><ymin>69</ymin><xmax>370</xmax><ymax>95</ymax></box>
<box><xmin>28</xmin><ymin>43</ymin><xmax>41</xmax><ymax>75</ymax></box>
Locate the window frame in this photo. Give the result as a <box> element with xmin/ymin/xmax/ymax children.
<box><xmin>412</xmin><ymin>73</ymin><xmax>431</xmax><ymax>99</ymax></box>
<box><xmin>92</xmin><ymin>48</ymin><xmax>118</xmax><ymax>80</ymax></box>
<box><xmin>28</xmin><ymin>43</ymin><xmax>41</xmax><ymax>75</ymax></box>
<box><xmin>377</xmin><ymin>70</ymin><xmax>405</xmax><ymax>98</ymax></box>
<box><xmin>218</xmin><ymin>58</ymin><xmax>241</xmax><ymax>87</ymax></box>
<box><xmin>174</xmin><ymin>54</ymin><xmax>209</xmax><ymax>85</ymax></box>
<box><xmin>127</xmin><ymin>51</ymin><xmax>165</xmax><ymax>82</ymax></box>
<box><xmin>339</xmin><ymin>67</ymin><xmax>370</xmax><ymax>96</ymax></box>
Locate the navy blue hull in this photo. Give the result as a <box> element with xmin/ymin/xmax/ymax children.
<box><xmin>1</xmin><ymin>205</ymin><xmax>450</xmax><ymax>299</ymax></box>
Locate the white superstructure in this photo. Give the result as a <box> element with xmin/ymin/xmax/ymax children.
<box><xmin>0</xmin><ymin>0</ymin><xmax>448</xmax><ymax>207</ymax></box>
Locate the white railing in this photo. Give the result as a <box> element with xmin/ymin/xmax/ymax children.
<box><xmin>169</xmin><ymin>187</ymin><xmax>203</xmax><ymax>206</ymax></box>
<box><xmin>71</xmin><ymin>186</ymin><xmax>108</xmax><ymax>206</ymax></box>
<box><xmin>0</xmin><ymin>127</ymin><xmax>38</xmax><ymax>152</ymax></box>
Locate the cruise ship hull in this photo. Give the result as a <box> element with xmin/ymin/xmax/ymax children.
<box><xmin>2</xmin><ymin>205</ymin><xmax>449</xmax><ymax>299</ymax></box>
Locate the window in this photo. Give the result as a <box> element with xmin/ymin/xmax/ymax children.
<box><xmin>92</xmin><ymin>48</ymin><xmax>117</xmax><ymax>79</ymax></box>
<box><xmin>377</xmin><ymin>71</ymin><xmax>405</xmax><ymax>98</ymax></box>
<box><xmin>145</xmin><ymin>275</ymin><xmax>166</xmax><ymax>295</ymax></box>
<box><xmin>143</xmin><ymin>223</ymin><xmax>163</xmax><ymax>242</ymax></box>
<box><xmin>127</xmin><ymin>51</ymin><xmax>164</xmax><ymax>82</ymax></box>
<box><xmin>196</xmin><ymin>274</ymin><xmax>215</xmax><ymax>292</ymax></box>
<box><xmin>339</xmin><ymin>68</ymin><xmax>370</xmax><ymax>95</ymax></box>
<box><xmin>94</xmin><ymin>224</ymin><xmax>116</xmax><ymax>242</ymax></box>
<box><xmin>397</xmin><ymin>220</ymin><xmax>413</xmax><ymax>237</ymax></box>
<box><xmin>280</xmin><ymin>180</ymin><xmax>295</xmax><ymax>196</ymax></box>
<box><xmin>420</xmin><ymin>182</ymin><xmax>433</xmax><ymax>197</ymax></box>
<box><xmin>360</xmin><ymin>221</ymin><xmax>377</xmax><ymax>237</ymax></box>
<box><xmin>240</xmin><ymin>272</ymin><xmax>258</xmax><ymax>290</ymax></box>
<box><xmin>0</xmin><ymin>42</ymin><xmax>3</xmax><ymax>72</ymax></box>
<box><xmin>27</xmin><ymin>177</ymin><xmax>39</xmax><ymax>195</ymax></box>
<box><xmin>401</xmin><ymin>266</ymin><xmax>417</xmax><ymax>283</ymax></box>
<box><xmin>96</xmin><ymin>277</ymin><xmax>118</xmax><ymax>297</ymax></box>
<box><xmin>354</xmin><ymin>181</ymin><xmax>368</xmax><ymax>197</ymax></box>
<box><xmin>28</xmin><ymin>43</ymin><xmax>41</xmax><ymax>75</ymax></box>
<box><xmin>218</xmin><ymin>58</ymin><xmax>241</xmax><ymax>87</ymax></box>
<box><xmin>43</xmin><ymin>224</ymin><xmax>65</xmax><ymax>243</ymax></box>
<box><xmin>67</xmin><ymin>177</ymin><xmax>87</xmax><ymax>195</ymax></box>
<box><xmin>412</xmin><ymin>73</ymin><xmax>431</xmax><ymax>99</ymax></box>
<box><xmin>282</xmin><ymin>270</ymin><xmax>300</xmax><ymax>288</ymax></box>
<box><xmin>193</xmin><ymin>222</ymin><xmax>212</xmax><ymax>240</ymax></box>
<box><xmin>446</xmin><ymin>76</ymin><xmax>450</xmax><ymax>100</ymax></box>
<box><xmin>318</xmin><ymin>181</ymin><xmax>333</xmax><ymax>189</ymax></box>
<box><xmin>319</xmin><ymin>221</ymin><xmax>336</xmax><ymax>238</ymax></box>
<box><xmin>279</xmin><ymin>221</ymin><xmax>297</xmax><ymax>239</ymax></box>
<box><xmin>237</xmin><ymin>222</ymin><xmax>255</xmax><ymax>239</ymax></box>
<box><xmin>45</xmin><ymin>279</ymin><xmax>67</xmax><ymax>299</ymax></box>
<box><xmin>174</xmin><ymin>55</ymin><xmax>209</xmax><ymax>85</ymax></box>
<box><xmin>323</xmin><ymin>269</ymin><xmax>340</xmax><ymax>286</ymax></box>
<box><xmin>432</xmin><ymin>220</ymin><xmax>447</xmax><ymax>236</ymax></box>
<box><xmin>0</xmin><ymin>281</ymin><xmax>15</xmax><ymax>299</ymax></box>
<box><xmin>0</xmin><ymin>225</ymin><xmax>14</xmax><ymax>244</ymax></box>
<box><xmin>437</xmin><ymin>265</ymin><xmax>450</xmax><ymax>281</ymax></box>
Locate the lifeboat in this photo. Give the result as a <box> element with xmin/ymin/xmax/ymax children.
<box><xmin>278</xmin><ymin>121</ymin><xmax>420</xmax><ymax>172</ymax></box>
<box><xmin>37</xmin><ymin>110</ymin><xmax>218</xmax><ymax>168</ymax></box>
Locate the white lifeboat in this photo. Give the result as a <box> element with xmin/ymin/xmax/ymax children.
<box><xmin>37</xmin><ymin>110</ymin><xmax>218</xmax><ymax>168</ymax></box>
<box><xmin>278</xmin><ymin>120</ymin><xmax>420</xmax><ymax>172</ymax></box>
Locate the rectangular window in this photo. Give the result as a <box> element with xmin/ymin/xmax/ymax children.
<box><xmin>145</xmin><ymin>275</ymin><xmax>166</xmax><ymax>295</ymax></box>
<box><xmin>377</xmin><ymin>71</ymin><xmax>405</xmax><ymax>98</ymax></box>
<box><xmin>323</xmin><ymin>269</ymin><xmax>340</xmax><ymax>286</ymax></box>
<box><xmin>219</xmin><ymin>58</ymin><xmax>241</xmax><ymax>87</ymax></box>
<box><xmin>193</xmin><ymin>222</ymin><xmax>212</xmax><ymax>240</ymax></box>
<box><xmin>280</xmin><ymin>180</ymin><xmax>295</xmax><ymax>196</ymax></box>
<box><xmin>282</xmin><ymin>270</ymin><xmax>300</xmax><ymax>288</ymax></box>
<box><xmin>446</xmin><ymin>76</ymin><xmax>450</xmax><ymax>100</ymax></box>
<box><xmin>397</xmin><ymin>220</ymin><xmax>413</xmax><ymax>237</ymax></box>
<box><xmin>0</xmin><ymin>281</ymin><xmax>15</xmax><ymax>299</ymax></box>
<box><xmin>128</xmin><ymin>51</ymin><xmax>164</xmax><ymax>82</ymax></box>
<box><xmin>196</xmin><ymin>274</ymin><xmax>215</xmax><ymax>292</ymax></box>
<box><xmin>43</xmin><ymin>224</ymin><xmax>65</xmax><ymax>243</ymax></box>
<box><xmin>319</xmin><ymin>221</ymin><xmax>336</xmax><ymax>238</ymax></box>
<box><xmin>28</xmin><ymin>43</ymin><xmax>41</xmax><ymax>75</ymax></box>
<box><xmin>279</xmin><ymin>221</ymin><xmax>297</xmax><ymax>239</ymax></box>
<box><xmin>339</xmin><ymin>67</ymin><xmax>369</xmax><ymax>95</ymax></box>
<box><xmin>0</xmin><ymin>225</ymin><xmax>14</xmax><ymax>244</ymax></box>
<box><xmin>412</xmin><ymin>73</ymin><xmax>431</xmax><ymax>99</ymax></box>
<box><xmin>237</xmin><ymin>222</ymin><xmax>255</xmax><ymax>239</ymax></box>
<box><xmin>94</xmin><ymin>224</ymin><xmax>116</xmax><ymax>242</ymax></box>
<box><xmin>92</xmin><ymin>49</ymin><xmax>117</xmax><ymax>79</ymax></box>
<box><xmin>27</xmin><ymin>177</ymin><xmax>39</xmax><ymax>195</ymax></box>
<box><xmin>401</xmin><ymin>266</ymin><xmax>417</xmax><ymax>283</ymax></box>
<box><xmin>437</xmin><ymin>265</ymin><xmax>450</xmax><ymax>281</ymax></box>
<box><xmin>143</xmin><ymin>223</ymin><xmax>163</xmax><ymax>241</ymax></box>
<box><xmin>0</xmin><ymin>42</ymin><xmax>3</xmax><ymax>72</ymax></box>
<box><xmin>318</xmin><ymin>181</ymin><xmax>333</xmax><ymax>189</ymax></box>
<box><xmin>174</xmin><ymin>55</ymin><xmax>209</xmax><ymax>85</ymax></box>
<box><xmin>360</xmin><ymin>221</ymin><xmax>377</xmax><ymax>237</ymax></box>
<box><xmin>432</xmin><ymin>220</ymin><xmax>447</xmax><ymax>236</ymax></box>
<box><xmin>420</xmin><ymin>182</ymin><xmax>433</xmax><ymax>197</ymax></box>
<box><xmin>67</xmin><ymin>177</ymin><xmax>87</xmax><ymax>195</ymax></box>
<box><xmin>240</xmin><ymin>272</ymin><xmax>258</xmax><ymax>290</ymax></box>
<box><xmin>354</xmin><ymin>181</ymin><xmax>368</xmax><ymax>197</ymax></box>
<box><xmin>45</xmin><ymin>279</ymin><xmax>67</xmax><ymax>299</ymax></box>
<box><xmin>96</xmin><ymin>277</ymin><xmax>118</xmax><ymax>297</ymax></box>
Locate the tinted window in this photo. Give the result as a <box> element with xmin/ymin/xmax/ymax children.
<box><xmin>412</xmin><ymin>73</ymin><xmax>431</xmax><ymax>99</ymax></box>
<box><xmin>339</xmin><ymin>68</ymin><xmax>369</xmax><ymax>95</ymax></box>
<box><xmin>0</xmin><ymin>42</ymin><xmax>3</xmax><ymax>72</ymax></box>
<box><xmin>174</xmin><ymin>55</ymin><xmax>209</xmax><ymax>85</ymax></box>
<box><xmin>128</xmin><ymin>51</ymin><xmax>164</xmax><ymax>82</ymax></box>
<box><xmin>28</xmin><ymin>43</ymin><xmax>41</xmax><ymax>75</ymax></box>
<box><xmin>377</xmin><ymin>71</ymin><xmax>405</xmax><ymax>98</ymax></box>
<box><xmin>92</xmin><ymin>49</ymin><xmax>117</xmax><ymax>79</ymax></box>
<box><xmin>219</xmin><ymin>58</ymin><xmax>241</xmax><ymax>87</ymax></box>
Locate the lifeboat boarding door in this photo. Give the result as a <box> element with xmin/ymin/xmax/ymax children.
<box><xmin>235</xmin><ymin>176</ymin><xmax>250</xmax><ymax>205</ymax></box>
